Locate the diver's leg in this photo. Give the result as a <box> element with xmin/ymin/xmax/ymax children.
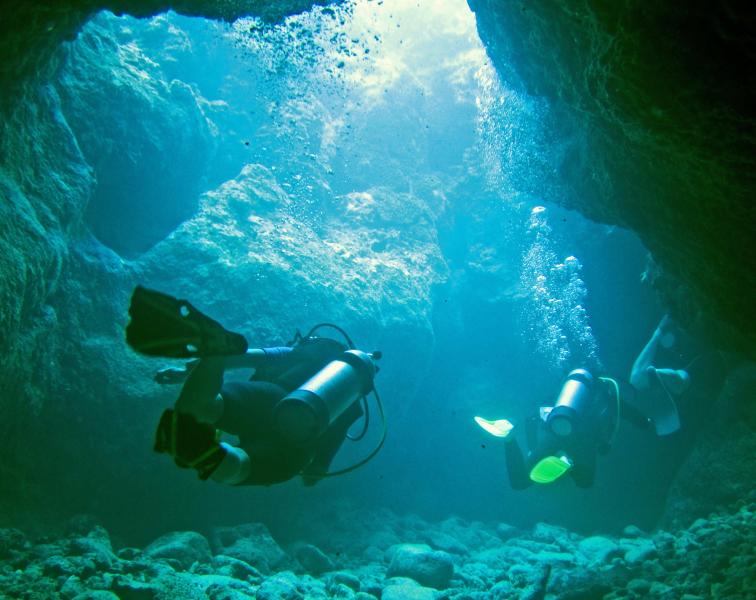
<box><xmin>210</xmin><ymin>443</ymin><xmax>250</xmax><ymax>485</ymax></box>
<box><xmin>619</xmin><ymin>393</ymin><xmax>653</xmax><ymax>430</ymax></box>
<box><xmin>175</xmin><ymin>357</ymin><xmax>225</xmax><ymax>423</ymax></box>
<box><xmin>569</xmin><ymin>447</ymin><xmax>596</xmax><ymax>488</ymax></box>
<box><xmin>654</xmin><ymin>368</ymin><xmax>691</xmax><ymax>396</ymax></box>
<box><xmin>630</xmin><ymin>329</ymin><xmax>663</xmax><ymax>391</ymax></box>
<box><xmin>504</xmin><ymin>438</ymin><xmax>531</xmax><ymax>490</ymax></box>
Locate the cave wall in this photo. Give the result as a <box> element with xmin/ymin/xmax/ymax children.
<box><xmin>0</xmin><ymin>0</ymin><xmax>754</xmax><ymax>532</ymax></box>
<box><xmin>0</xmin><ymin>2</ymin><xmax>448</xmax><ymax>531</ymax></box>
<box><xmin>467</xmin><ymin>0</ymin><xmax>756</xmax><ymax>360</ymax></box>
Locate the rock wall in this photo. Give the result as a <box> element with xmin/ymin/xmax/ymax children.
<box><xmin>0</xmin><ymin>3</ymin><xmax>445</xmax><ymax>530</ymax></box>
<box><xmin>0</xmin><ymin>1</ymin><xmax>338</xmax><ymax>115</ymax></box>
<box><xmin>57</xmin><ymin>17</ymin><xmax>217</xmax><ymax>257</ymax></box>
<box><xmin>467</xmin><ymin>0</ymin><xmax>756</xmax><ymax>359</ymax></box>
<box><xmin>0</xmin><ymin>0</ymin><xmax>753</xmax><ymax>536</ymax></box>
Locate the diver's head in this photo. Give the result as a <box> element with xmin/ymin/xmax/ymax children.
<box><xmin>546</xmin><ymin>368</ymin><xmax>594</xmax><ymax>437</ymax></box>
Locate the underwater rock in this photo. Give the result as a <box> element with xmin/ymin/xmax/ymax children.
<box><xmin>210</xmin><ymin>523</ymin><xmax>286</xmax><ymax>575</ymax></box>
<box><xmin>57</xmin><ymin>15</ymin><xmax>215</xmax><ymax>258</ymax></box>
<box><xmin>0</xmin><ymin>503</ymin><xmax>753</xmax><ymax>599</ymax></box>
<box><xmin>110</xmin><ymin>575</ymin><xmax>162</xmax><ymax>600</ymax></box>
<box><xmin>495</xmin><ymin>523</ymin><xmax>520</xmax><ymax>541</ymax></box>
<box><xmin>467</xmin><ymin>0</ymin><xmax>756</xmax><ymax>358</ymax></box>
<box><xmin>71</xmin><ymin>592</ymin><xmax>120</xmax><ymax>600</ymax></box>
<box><xmin>212</xmin><ymin>554</ymin><xmax>263</xmax><ymax>583</ymax></box>
<box><xmin>426</xmin><ymin>531</ymin><xmax>468</xmax><ymax>555</ymax></box>
<box><xmin>60</xmin><ymin>574</ymin><xmax>87</xmax><ymax>598</ymax></box>
<box><xmin>0</xmin><ymin>1</ymin><xmax>333</xmax><ymax>114</ymax></box>
<box><xmin>139</xmin><ymin>166</ymin><xmax>444</xmax><ymax>423</ymax></box>
<box><xmin>0</xmin><ymin>528</ymin><xmax>27</xmax><ymax>560</ymax></box>
<box><xmin>620</xmin><ymin>537</ymin><xmax>657</xmax><ymax>565</ymax></box>
<box><xmin>382</xmin><ymin>582</ymin><xmax>436</xmax><ymax>600</ymax></box>
<box><xmin>325</xmin><ymin>571</ymin><xmax>361</xmax><ymax>593</ymax></box>
<box><xmin>144</xmin><ymin>530</ymin><xmax>212</xmax><ymax>570</ymax></box>
<box><xmin>255</xmin><ymin>571</ymin><xmax>303</xmax><ymax>600</ymax></box>
<box><xmin>577</xmin><ymin>535</ymin><xmax>621</xmax><ymax>566</ymax></box>
<box><xmin>67</xmin><ymin>525</ymin><xmax>118</xmax><ymax>571</ymax></box>
<box><xmin>290</xmin><ymin>542</ymin><xmax>334</xmax><ymax>575</ymax></box>
<box><xmin>386</xmin><ymin>543</ymin><xmax>454</xmax><ymax>590</ymax></box>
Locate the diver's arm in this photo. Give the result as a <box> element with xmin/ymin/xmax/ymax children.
<box><xmin>630</xmin><ymin>328</ymin><xmax>663</xmax><ymax>391</ymax></box>
<box><xmin>155</xmin><ymin>347</ymin><xmax>294</xmax><ymax>384</ymax></box>
<box><xmin>224</xmin><ymin>346</ymin><xmax>294</xmax><ymax>370</ymax></box>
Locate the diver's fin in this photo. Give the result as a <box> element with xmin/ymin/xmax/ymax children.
<box><xmin>126</xmin><ymin>286</ymin><xmax>248</xmax><ymax>358</ymax></box>
<box><xmin>474</xmin><ymin>416</ymin><xmax>514</xmax><ymax>438</ymax></box>
<box><xmin>529</xmin><ymin>454</ymin><xmax>573</xmax><ymax>484</ymax></box>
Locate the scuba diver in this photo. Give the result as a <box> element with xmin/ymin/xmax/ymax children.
<box><xmin>475</xmin><ymin>368</ymin><xmax>651</xmax><ymax>488</ymax></box>
<box><xmin>476</xmin><ymin>316</ymin><xmax>729</xmax><ymax>489</ymax></box>
<box><xmin>125</xmin><ymin>286</ymin><xmax>385</xmax><ymax>486</ymax></box>
<box><xmin>628</xmin><ymin>314</ymin><xmax>691</xmax><ymax>435</ymax></box>
<box><xmin>629</xmin><ymin>313</ymin><xmax>728</xmax><ymax>446</ymax></box>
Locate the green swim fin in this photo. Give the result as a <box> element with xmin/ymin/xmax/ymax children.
<box><xmin>126</xmin><ymin>285</ymin><xmax>248</xmax><ymax>358</ymax></box>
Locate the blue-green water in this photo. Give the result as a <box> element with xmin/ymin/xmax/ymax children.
<box><xmin>1</xmin><ymin>1</ymin><xmax>753</xmax><ymax>598</ymax></box>
<box><xmin>40</xmin><ymin>0</ymin><xmax>695</xmax><ymax>538</ymax></box>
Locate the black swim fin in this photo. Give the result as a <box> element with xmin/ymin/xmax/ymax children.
<box><xmin>126</xmin><ymin>285</ymin><xmax>248</xmax><ymax>358</ymax></box>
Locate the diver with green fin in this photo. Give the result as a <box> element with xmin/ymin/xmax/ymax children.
<box><xmin>475</xmin><ymin>314</ymin><xmax>728</xmax><ymax>488</ymax></box>
<box><xmin>125</xmin><ymin>285</ymin><xmax>385</xmax><ymax>486</ymax></box>
<box><xmin>475</xmin><ymin>369</ymin><xmax>652</xmax><ymax>488</ymax></box>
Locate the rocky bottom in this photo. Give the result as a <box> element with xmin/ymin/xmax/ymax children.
<box><xmin>1</xmin><ymin>502</ymin><xmax>753</xmax><ymax>600</ymax></box>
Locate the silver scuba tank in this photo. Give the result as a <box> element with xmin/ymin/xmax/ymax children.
<box><xmin>546</xmin><ymin>368</ymin><xmax>594</xmax><ymax>436</ymax></box>
<box><xmin>273</xmin><ymin>349</ymin><xmax>377</xmax><ymax>444</ymax></box>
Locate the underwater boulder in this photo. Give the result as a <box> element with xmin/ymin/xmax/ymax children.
<box><xmin>70</xmin><ymin>592</ymin><xmax>120</xmax><ymax>600</ymax></box>
<box><xmin>577</xmin><ymin>535</ymin><xmax>622</xmax><ymax>566</ymax></box>
<box><xmin>381</xmin><ymin>581</ymin><xmax>436</xmax><ymax>600</ymax></box>
<box><xmin>210</xmin><ymin>522</ymin><xmax>286</xmax><ymax>575</ymax></box>
<box><xmin>68</xmin><ymin>533</ymin><xmax>118</xmax><ymax>571</ymax></box>
<box><xmin>290</xmin><ymin>542</ymin><xmax>334</xmax><ymax>575</ymax></box>
<box><xmin>211</xmin><ymin>554</ymin><xmax>263</xmax><ymax>583</ymax></box>
<box><xmin>138</xmin><ymin>166</ymin><xmax>444</xmax><ymax>423</ymax></box>
<box><xmin>0</xmin><ymin>528</ymin><xmax>28</xmax><ymax>560</ymax></box>
<box><xmin>56</xmin><ymin>16</ymin><xmax>216</xmax><ymax>258</ymax></box>
<box><xmin>254</xmin><ymin>571</ymin><xmax>303</xmax><ymax>600</ymax></box>
<box><xmin>143</xmin><ymin>530</ymin><xmax>212</xmax><ymax>570</ymax></box>
<box><xmin>0</xmin><ymin>1</ymin><xmax>333</xmax><ymax>115</ymax></box>
<box><xmin>386</xmin><ymin>543</ymin><xmax>454</xmax><ymax>590</ymax></box>
<box><xmin>621</xmin><ymin>537</ymin><xmax>658</xmax><ymax>566</ymax></box>
<box><xmin>325</xmin><ymin>571</ymin><xmax>361</xmax><ymax>593</ymax></box>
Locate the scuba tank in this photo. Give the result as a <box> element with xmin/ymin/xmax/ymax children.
<box><xmin>546</xmin><ymin>368</ymin><xmax>594</xmax><ymax>436</ymax></box>
<box><xmin>273</xmin><ymin>349</ymin><xmax>379</xmax><ymax>444</ymax></box>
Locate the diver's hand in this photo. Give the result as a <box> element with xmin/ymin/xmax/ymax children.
<box><xmin>154</xmin><ymin>361</ymin><xmax>198</xmax><ymax>385</ymax></box>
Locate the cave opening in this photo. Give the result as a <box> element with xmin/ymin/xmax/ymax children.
<box><xmin>53</xmin><ymin>0</ymin><xmax>672</xmax><ymax>534</ymax></box>
<box><xmin>61</xmin><ymin>0</ymin><xmax>540</xmax><ymax>258</ymax></box>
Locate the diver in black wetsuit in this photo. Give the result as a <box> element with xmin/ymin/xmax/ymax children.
<box><xmin>477</xmin><ymin>314</ymin><xmax>729</xmax><ymax>489</ymax></box>
<box><xmin>476</xmin><ymin>369</ymin><xmax>651</xmax><ymax>488</ymax></box>
<box><xmin>125</xmin><ymin>286</ymin><xmax>382</xmax><ymax>487</ymax></box>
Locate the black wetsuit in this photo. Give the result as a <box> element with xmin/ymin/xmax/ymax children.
<box><xmin>505</xmin><ymin>377</ymin><xmax>649</xmax><ymax>489</ymax></box>
<box><xmin>218</xmin><ymin>338</ymin><xmax>363</xmax><ymax>485</ymax></box>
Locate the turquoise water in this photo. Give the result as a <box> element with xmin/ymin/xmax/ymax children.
<box><xmin>0</xmin><ymin>1</ymin><xmax>752</xmax><ymax>598</ymax></box>
<box><xmin>54</xmin><ymin>2</ymin><xmax>666</xmax><ymax>533</ymax></box>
